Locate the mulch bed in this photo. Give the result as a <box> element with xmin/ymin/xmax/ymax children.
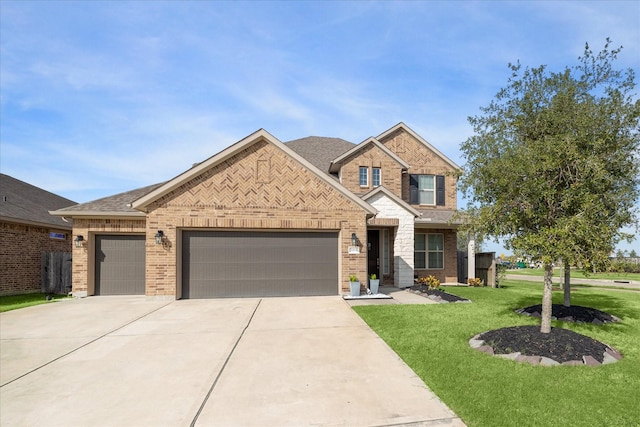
<box><xmin>515</xmin><ymin>304</ymin><xmax>621</xmax><ymax>324</ymax></box>
<box><xmin>408</xmin><ymin>285</ymin><xmax>471</xmax><ymax>303</ymax></box>
<box><xmin>470</xmin><ymin>303</ymin><xmax>624</xmax><ymax>365</ymax></box>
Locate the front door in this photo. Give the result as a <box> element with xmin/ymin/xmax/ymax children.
<box><xmin>367</xmin><ymin>230</ymin><xmax>380</xmax><ymax>280</ymax></box>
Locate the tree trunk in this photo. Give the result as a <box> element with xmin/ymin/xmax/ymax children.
<box><xmin>540</xmin><ymin>263</ymin><xmax>554</xmax><ymax>334</ymax></box>
<box><xmin>563</xmin><ymin>260</ymin><xmax>571</xmax><ymax>307</ymax></box>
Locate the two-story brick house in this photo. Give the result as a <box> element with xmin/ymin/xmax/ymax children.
<box><xmin>51</xmin><ymin>122</ymin><xmax>461</xmax><ymax>298</ymax></box>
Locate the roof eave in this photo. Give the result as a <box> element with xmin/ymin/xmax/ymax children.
<box><xmin>328</xmin><ymin>137</ymin><xmax>410</xmax><ymax>173</ymax></box>
<box><xmin>377</xmin><ymin>122</ymin><xmax>462</xmax><ymax>171</ymax></box>
<box><xmin>0</xmin><ymin>215</ymin><xmax>73</xmax><ymax>230</ymax></box>
<box><xmin>362</xmin><ymin>186</ymin><xmax>421</xmax><ymax>217</ymax></box>
<box><xmin>49</xmin><ymin>210</ymin><xmax>146</xmax><ymax>219</ymax></box>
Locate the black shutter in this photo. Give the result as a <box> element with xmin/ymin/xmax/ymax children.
<box><xmin>436</xmin><ymin>175</ymin><xmax>445</xmax><ymax>206</ymax></box>
<box><xmin>409</xmin><ymin>175</ymin><xmax>419</xmax><ymax>204</ymax></box>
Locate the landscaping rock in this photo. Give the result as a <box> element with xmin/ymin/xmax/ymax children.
<box><xmin>583</xmin><ymin>355</ymin><xmax>601</xmax><ymax>366</ymax></box>
<box><xmin>562</xmin><ymin>360</ymin><xmax>584</xmax><ymax>366</ymax></box>
<box><xmin>497</xmin><ymin>352</ymin><xmax>521</xmax><ymax>360</ymax></box>
<box><xmin>602</xmin><ymin>352</ymin><xmax>619</xmax><ymax>365</ymax></box>
<box><xmin>540</xmin><ymin>357</ymin><xmax>560</xmax><ymax>366</ymax></box>
<box><xmin>468</xmin><ymin>339</ymin><xmax>484</xmax><ymax>349</ymax></box>
<box><xmin>477</xmin><ymin>345</ymin><xmax>495</xmax><ymax>355</ymax></box>
<box><xmin>516</xmin><ymin>354</ymin><xmax>541</xmax><ymax>365</ymax></box>
<box><xmin>605</xmin><ymin>348</ymin><xmax>623</xmax><ymax>360</ymax></box>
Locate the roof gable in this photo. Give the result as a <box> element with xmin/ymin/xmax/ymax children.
<box><xmin>328</xmin><ymin>137</ymin><xmax>410</xmax><ymax>173</ymax></box>
<box><xmin>133</xmin><ymin>129</ymin><xmax>376</xmax><ymax>215</ymax></box>
<box><xmin>377</xmin><ymin>122</ymin><xmax>461</xmax><ymax>171</ymax></box>
<box><xmin>362</xmin><ymin>186</ymin><xmax>421</xmax><ymax>217</ymax></box>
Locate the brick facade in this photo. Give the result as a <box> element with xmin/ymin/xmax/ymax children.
<box><xmin>413</xmin><ymin>228</ymin><xmax>458</xmax><ymax>283</ymax></box>
<box><xmin>62</xmin><ymin>123</ymin><xmax>462</xmax><ymax>297</ymax></box>
<box><xmin>71</xmin><ymin>218</ymin><xmax>146</xmax><ymax>296</ymax></box>
<box><xmin>0</xmin><ymin>221</ymin><xmax>72</xmax><ymax>296</ymax></box>
<box><xmin>378</xmin><ymin>128</ymin><xmax>458</xmax><ymax>209</ymax></box>
<box><xmin>339</xmin><ymin>143</ymin><xmax>404</xmax><ymax>197</ymax></box>
<box><xmin>145</xmin><ymin>139</ymin><xmax>369</xmax><ymax>296</ymax></box>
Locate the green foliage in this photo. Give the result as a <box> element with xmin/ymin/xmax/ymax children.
<box><xmin>459</xmin><ymin>39</ymin><xmax>639</xmax><ymax>268</ymax></box>
<box><xmin>349</xmin><ymin>274</ymin><xmax>358</xmax><ymax>282</ymax></box>
<box><xmin>417</xmin><ymin>275</ymin><xmax>440</xmax><ymax>290</ymax></box>
<box><xmin>354</xmin><ymin>281</ymin><xmax>640</xmax><ymax>426</ymax></box>
<box><xmin>467</xmin><ymin>277</ymin><xmax>484</xmax><ymax>287</ymax></box>
<box><xmin>370</xmin><ymin>274</ymin><xmax>377</xmax><ymax>280</ymax></box>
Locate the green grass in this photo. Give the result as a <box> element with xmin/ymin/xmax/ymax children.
<box><xmin>507</xmin><ymin>268</ymin><xmax>640</xmax><ymax>281</ymax></box>
<box><xmin>0</xmin><ymin>293</ymin><xmax>68</xmax><ymax>313</ymax></box>
<box><xmin>354</xmin><ymin>280</ymin><xmax>640</xmax><ymax>427</ymax></box>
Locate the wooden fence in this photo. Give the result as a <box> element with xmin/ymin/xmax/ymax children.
<box><xmin>41</xmin><ymin>252</ymin><xmax>72</xmax><ymax>295</ymax></box>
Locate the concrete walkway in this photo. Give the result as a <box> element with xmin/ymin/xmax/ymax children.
<box><xmin>1</xmin><ymin>296</ymin><xmax>465</xmax><ymax>426</ymax></box>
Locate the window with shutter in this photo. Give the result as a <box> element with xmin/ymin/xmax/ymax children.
<box><xmin>409</xmin><ymin>174</ymin><xmax>443</xmax><ymax>206</ymax></box>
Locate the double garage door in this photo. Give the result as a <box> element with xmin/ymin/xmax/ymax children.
<box><xmin>182</xmin><ymin>231</ymin><xmax>339</xmax><ymax>298</ymax></box>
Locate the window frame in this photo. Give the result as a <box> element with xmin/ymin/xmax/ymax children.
<box><xmin>359</xmin><ymin>166</ymin><xmax>369</xmax><ymax>187</ymax></box>
<box><xmin>372</xmin><ymin>167</ymin><xmax>381</xmax><ymax>187</ymax></box>
<box><xmin>414</xmin><ymin>233</ymin><xmax>444</xmax><ymax>269</ymax></box>
<box><xmin>410</xmin><ymin>174</ymin><xmax>446</xmax><ymax>206</ymax></box>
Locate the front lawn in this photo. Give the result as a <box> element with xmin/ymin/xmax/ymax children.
<box><xmin>354</xmin><ymin>280</ymin><xmax>640</xmax><ymax>427</ymax></box>
<box><xmin>0</xmin><ymin>293</ymin><xmax>68</xmax><ymax>313</ymax></box>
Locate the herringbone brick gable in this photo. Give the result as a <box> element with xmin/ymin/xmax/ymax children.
<box><xmin>149</xmin><ymin>140</ymin><xmax>364</xmax><ymax>213</ymax></box>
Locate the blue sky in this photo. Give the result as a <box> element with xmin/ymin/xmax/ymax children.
<box><xmin>1</xmin><ymin>1</ymin><xmax>639</xmax><ymax>255</ymax></box>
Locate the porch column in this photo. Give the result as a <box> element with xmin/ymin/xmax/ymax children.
<box><xmin>467</xmin><ymin>234</ymin><xmax>476</xmax><ymax>281</ymax></box>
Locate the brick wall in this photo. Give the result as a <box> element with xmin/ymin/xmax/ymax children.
<box><xmin>414</xmin><ymin>228</ymin><xmax>458</xmax><ymax>283</ymax></box>
<box><xmin>379</xmin><ymin>128</ymin><xmax>458</xmax><ymax>209</ymax></box>
<box><xmin>71</xmin><ymin>139</ymin><xmax>371</xmax><ymax>298</ymax></box>
<box><xmin>0</xmin><ymin>221</ymin><xmax>72</xmax><ymax>296</ymax></box>
<box><xmin>70</xmin><ymin>218</ymin><xmax>146</xmax><ymax>296</ymax></box>
<box><xmin>339</xmin><ymin>143</ymin><xmax>404</xmax><ymax>197</ymax></box>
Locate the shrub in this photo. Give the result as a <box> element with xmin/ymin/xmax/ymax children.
<box><xmin>468</xmin><ymin>277</ymin><xmax>484</xmax><ymax>287</ymax></box>
<box><xmin>417</xmin><ymin>275</ymin><xmax>440</xmax><ymax>290</ymax></box>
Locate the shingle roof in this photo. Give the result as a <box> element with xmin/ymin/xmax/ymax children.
<box><xmin>52</xmin><ymin>135</ymin><xmax>357</xmax><ymax>216</ymax></box>
<box><xmin>285</xmin><ymin>136</ymin><xmax>355</xmax><ymax>174</ymax></box>
<box><xmin>0</xmin><ymin>174</ymin><xmax>76</xmax><ymax>229</ymax></box>
<box><xmin>414</xmin><ymin>208</ymin><xmax>462</xmax><ymax>226</ymax></box>
<box><xmin>51</xmin><ymin>182</ymin><xmax>165</xmax><ymax>216</ymax></box>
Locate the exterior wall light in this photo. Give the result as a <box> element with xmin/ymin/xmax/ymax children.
<box><xmin>74</xmin><ymin>235</ymin><xmax>84</xmax><ymax>248</ymax></box>
<box><xmin>155</xmin><ymin>230</ymin><xmax>165</xmax><ymax>245</ymax></box>
<box><xmin>351</xmin><ymin>233</ymin><xmax>357</xmax><ymax>247</ymax></box>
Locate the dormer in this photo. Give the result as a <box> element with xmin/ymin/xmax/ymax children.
<box><xmin>376</xmin><ymin>123</ymin><xmax>461</xmax><ymax>210</ymax></box>
<box><xmin>328</xmin><ymin>137</ymin><xmax>409</xmax><ymax>197</ymax></box>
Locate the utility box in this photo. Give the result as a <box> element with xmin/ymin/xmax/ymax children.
<box><xmin>475</xmin><ymin>252</ymin><xmax>496</xmax><ymax>288</ymax></box>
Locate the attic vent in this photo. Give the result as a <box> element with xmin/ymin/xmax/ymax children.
<box><xmin>2</xmin><ymin>196</ymin><xmax>6</xmax><ymax>202</ymax></box>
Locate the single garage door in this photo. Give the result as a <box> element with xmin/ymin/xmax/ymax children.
<box><xmin>95</xmin><ymin>235</ymin><xmax>145</xmax><ymax>295</ymax></box>
<box><xmin>182</xmin><ymin>231</ymin><xmax>338</xmax><ymax>298</ymax></box>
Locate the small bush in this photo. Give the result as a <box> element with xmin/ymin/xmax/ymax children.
<box><xmin>468</xmin><ymin>277</ymin><xmax>484</xmax><ymax>287</ymax></box>
<box><xmin>417</xmin><ymin>275</ymin><xmax>440</xmax><ymax>290</ymax></box>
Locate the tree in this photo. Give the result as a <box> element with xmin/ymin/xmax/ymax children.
<box><xmin>459</xmin><ymin>39</ymin><xmax>640</xmax><ymax>333</ymax></box>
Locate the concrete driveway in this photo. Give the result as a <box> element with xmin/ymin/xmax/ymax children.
<box><xmin>1</xmin><ymin>296</ymin><xmax>465</xmax><ymax>426</ymax></box>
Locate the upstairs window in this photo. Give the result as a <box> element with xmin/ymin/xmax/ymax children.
<box><xmin>359</xmin><ymin>167</ymin><xmax>368</xmax><ymax>187</ymax></box>
<box><xmin>372</xmin><ymin>167</ymin><xmax>381</xmax><ymax>187</ymax></box>
<box><xmin>410</xmin><ymin>174</ymin><xmax>445</xmax><ymax>206</ymax></box>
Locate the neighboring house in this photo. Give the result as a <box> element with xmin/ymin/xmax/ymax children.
<box><xmin>0</xmin><ymin>174</ymin><xmax>75</xmax><ymax>296</ymax></box>
<box><xmin>51</xmin><ymin>122</ymin><xmax>461</xmax><ymax>298</ymax></box>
